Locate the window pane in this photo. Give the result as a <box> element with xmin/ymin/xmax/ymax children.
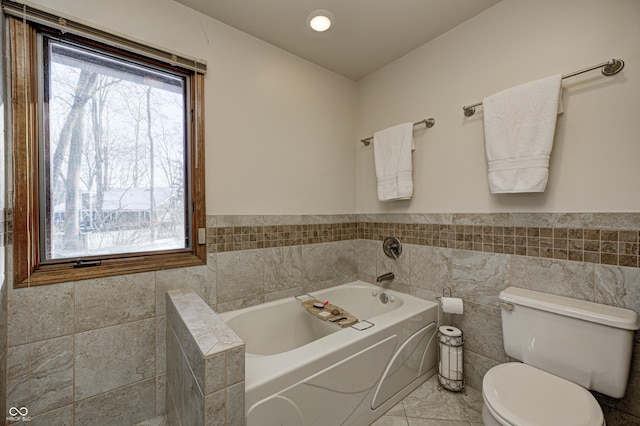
<box><xmin>42</xmin><ymin>38</ymin><xmax>188</xmax><ymax>261</ymax></box>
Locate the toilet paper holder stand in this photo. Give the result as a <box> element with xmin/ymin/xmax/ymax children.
<box><xmin>437</xmin><ymin>327</ymin><xmax>465</xmax><ymax>392</ymax></box>
<box><xmin>436</xmin><ymin>288</ymin><xmax>465</xmax><ymax>392</ymax></box>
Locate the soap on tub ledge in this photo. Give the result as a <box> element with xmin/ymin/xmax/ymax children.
<box><xmin>301</xmin><ymin>298</ymin><xmax>358</xmax><ymax>327</ymax></box>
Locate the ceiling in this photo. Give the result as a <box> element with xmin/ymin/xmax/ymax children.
<box><xmin>173</xmin><ymin>0</ymin><xmax>502</xmax><ymax>81</ymax></box>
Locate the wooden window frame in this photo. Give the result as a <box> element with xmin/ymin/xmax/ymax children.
<box><xmin>8</xmin><ymin>17</ymin><xmax>206</xmax><ymax>287</ymax></box>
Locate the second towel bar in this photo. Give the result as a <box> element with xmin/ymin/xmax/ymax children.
<box><xmin>360</xmin><ymin>118</ymin><xmax>435</xmax><ymax>146</ymax></box>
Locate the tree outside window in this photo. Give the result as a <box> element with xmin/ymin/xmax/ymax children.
<box><xmin>8</xmin><ymin>17</ymin><xmax>206</xmax><ymax>287</ymax></box>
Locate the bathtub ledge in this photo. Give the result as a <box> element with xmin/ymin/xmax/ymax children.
<box><xmin>167</xmin><ymin>288</ymin><xmax>243</xmax><ymax>356</ymax></box>
<box><xmin>166</xmin><ymin>288</ymin><xmax>246</xmax><ymax>425</ymax></box>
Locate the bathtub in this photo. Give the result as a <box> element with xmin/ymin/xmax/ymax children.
<box><xmin>219</xmin><ymin>281</ymin><xmax>439</xmax><ymax>426</ymax></box>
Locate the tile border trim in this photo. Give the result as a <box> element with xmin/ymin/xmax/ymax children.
<box><xmin>207</xmin><ymin>213</ymin><xmax>640</xmax><ymax>269</ymax></box>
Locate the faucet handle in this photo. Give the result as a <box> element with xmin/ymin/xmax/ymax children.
<box><xmin>383</xmin><ymin>236</ymin><xmax>402</xmax><ymax>259</ymax></box>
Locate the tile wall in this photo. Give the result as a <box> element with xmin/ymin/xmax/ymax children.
<box><xmin>2</xmin><ymin>212</ymin><xmax>639</xmax><ymax>425</ymax></box>
<box><xmin>4</xmin><ymin>249</ymin><xmax>218</xmax><ymax>425</ymax></box>
<box><xmin>355</xmin><ymin>213</ymin><xmax>640</xmax><ymax>426</ymax></box>
<box><xmin>166</xmin><ymin>288</ymin><xmax>244</xmax><ymax>426</ymax></box>
<box><xmin>1</xmin><ymin>209</ymin><xmax>7</xmax><ymax>423</ymax></box>
<box><xmin>207</xmin><ymin>212</ymin><xmax>640</xmax><ymax>426</ymax></box>
<box><xmin>206</xmin><ymin>215</ymin><xmax>360</xmax><ymax>313</ymax></box>
<box><xmin>0</xmin><ymin>12</ymin><xmax>5</xmax><ymax>423</ymax></box>
<box><xmin>2</xmin><ymin>214</ymin><xmax>358</xmax><ymax>425</ymax></box>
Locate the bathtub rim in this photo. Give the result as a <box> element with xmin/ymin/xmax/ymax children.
<box><xmin>219</xmin><ymin>280</ymin><xmax>439</xmax><ymax>398</ymax></box>
<box><xmin>219</xmin><ymin>280</ymin><xmax>436</xmax><ymax>330</ymax></box>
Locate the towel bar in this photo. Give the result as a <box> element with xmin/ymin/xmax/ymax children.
<box><xmin>462</xmin><ymin>58</ymin><xmax>624</xmax><ymax>117</ymax></box>
<box><xmin>360</xmin><ymin>118</ymin><xmax>435</xmax><ymax>146</ymax></box>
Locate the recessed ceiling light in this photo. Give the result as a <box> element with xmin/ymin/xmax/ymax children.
<box><xmin>307</xmin><ymin>10</ymin><xmax>334</xmax><ymax>32</ymax></box>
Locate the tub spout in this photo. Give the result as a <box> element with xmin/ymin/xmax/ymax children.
<box><xmin>376</xmin><ymin>272</ymin><xmax>395</xmax><ymax>283</ymax></box>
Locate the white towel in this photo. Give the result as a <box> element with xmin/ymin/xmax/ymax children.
<box><xmin>483</xmin><ymin>74</ymin><xmax>563</xmax><ymax>193</ymax></box>
<box><xmin>373</xmin><ymin>123</ymin><xmax>415</xmax><ymax>201</ymax></box>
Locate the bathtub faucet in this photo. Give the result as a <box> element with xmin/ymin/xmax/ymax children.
<box><xmin>376</xmin><ymin>272</ymin><xmax>395</xmax><ymax>284</ymax></box>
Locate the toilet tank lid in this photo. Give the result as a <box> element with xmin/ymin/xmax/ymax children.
<box><xmin>500</xmin><ymin>287</ymin><xmax>639</xmax><ymax>330</ymax></box>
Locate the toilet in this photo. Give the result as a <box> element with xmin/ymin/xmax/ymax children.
<box><xmin>482</xmin><ymin>287</ymin><xmax>639</xmax><ymax>426</ymax></box>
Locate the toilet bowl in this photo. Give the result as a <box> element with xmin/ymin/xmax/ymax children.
<box><xmin>482</xmin><ymin>363</ymin><xmax>604</xmax><ymax>426</ymax></box>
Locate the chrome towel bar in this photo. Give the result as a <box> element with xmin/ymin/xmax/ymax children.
<box><xmin>462</xmin><ymin>58</ymin><xmax>624</xmax><ymax>117</ymax></box>
<box><xmin>360</xmin><ymin>118</ymin><xmax>435</xmax><ymax>146</ymax></box>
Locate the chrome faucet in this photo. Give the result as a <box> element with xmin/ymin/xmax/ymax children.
<box><xmin>376</xmin><ymin>272</ymin><xmax>395</xmax><ymax>283</ymax></box>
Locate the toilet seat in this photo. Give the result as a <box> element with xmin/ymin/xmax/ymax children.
<box><xmin>482</xmin><ymin>362</ymin><xmax>604</xmax><ymax>426</ymax></box>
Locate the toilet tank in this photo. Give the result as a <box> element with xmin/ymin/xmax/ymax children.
<box><xmin>499</xmin><ymin>287</ymin><xmax>639</xmax><ymax>398</ymax></box>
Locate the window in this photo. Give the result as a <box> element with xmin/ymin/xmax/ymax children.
<box><xmin>7</xmin><ymin>8</ymin><xmax>206</xmax><ymax>287</ymax></box>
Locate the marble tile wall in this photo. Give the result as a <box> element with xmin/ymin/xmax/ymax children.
<box><xmin>358</xmin><ymin>212</ymin><xmax>640</xmax><ymax>268</ymax></box>
<box><xmin>356</xmin><ymin>213</ymin><xmax>640</xmax><ymax>426</ymax></box>
<box><xmin>3</xmin><ymin>255</ymin><xmax>221</xmax><ymax>425</ymax></box>
<box><xmin>203</xmin><ymin>212</ymin><xmax>640</xmax><ymax>425</ymax></box>
<box><xmin>2</xmin><ymin>212</ymin><xmax>639</xmax><ymax>425</ymax></box>
<box><xmin>208</xmin><ymin>215</ymin><xmax>359</xmax><ymax>313</ymax></box>
<box><xmin>166</xmin><ymin>288</ymin><xmax>244</xmax><ymax>426</ymax></box>
<box><xmin>2</xmin><ymin>214</ymin><xmax>358</xmax><ymax>425</ymax></box>
<box><xmin>1</xmin><ymin>208</ymin><xmax>7</xmax><ymax>423</ymax></box>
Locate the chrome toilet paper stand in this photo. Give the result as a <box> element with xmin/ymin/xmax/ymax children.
<box><xmin>436</xmin><ymin>288</ymin><xmax>465</xmax><ymax>392</ymax></box>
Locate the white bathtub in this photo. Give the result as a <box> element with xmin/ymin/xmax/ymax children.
<box><xmin>219</xmin><ymin>281</ymin><xmax>439</xmax><ymax>426</ymax></box>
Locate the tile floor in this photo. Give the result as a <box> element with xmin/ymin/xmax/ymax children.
<box><xmin>371</xmin><ymin>375</ymin><xmax>483</xmax><ymax>426</ymax></box>
<box><xmin>138</xmin><ymin>375</ymin><xmax>484</xmax><ymax>426</ymax></box>
<box><xmin>136</xmin><ymin>416</ymin><xmax>169</xmax><ymax>426</ymax></box>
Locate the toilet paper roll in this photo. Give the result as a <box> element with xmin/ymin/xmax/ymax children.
<box><xmin>438</xmin><ymin>325</ymin><xmax>463</xmax><ymax>344</ymax></box>
<box><xmin>441</xmin><ymin>297</ymin><xmax>464</xmax><ymax>314</ymax></box>
<box><xmin>439</xmin><ymin>347</ymin><xmax>463</xmax><ymax>380</ymax></box>
<box><xmin>439</xmin><ymin>325</ymin><xmax>462</xmax><ymax>337</ymax></box>
<box><xmin>439</xmin><ymin>326</ymin><xmax>463</xmax><ymax>380</ymax></box>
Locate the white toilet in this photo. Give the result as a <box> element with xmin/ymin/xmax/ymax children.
<box><xmin>482</xmin><ymin>287</ymin><xmax>639</xmax><ymax>426</ymax></box>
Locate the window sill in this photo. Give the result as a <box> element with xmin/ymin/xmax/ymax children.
<box><xmin>14</xmin><ymin>251</ymin><xmax>206</xmax><ymax>288</ymax></box>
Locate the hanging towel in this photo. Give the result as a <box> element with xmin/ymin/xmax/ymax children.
<box><xmin>483</xmin><ymin>74</ymin><xmax>563</xmax><ymax>193</ymax></box>
<box><xmin>373</xmin><ymin>123</ymin><xmax>415</xmax><ymax>201</ymax></box>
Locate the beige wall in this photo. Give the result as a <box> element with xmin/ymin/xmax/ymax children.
<box><xmin>5</xmin><ymin>1</ymin><xmax>640</xmax><ymax>424</ymax></box>
<box><xmin>31</xmin><ymin>0</ymin><xmax>358</xmax><ymax>216</ymax></box>
<box><xmin>356</xmin><ymin>0</ymin><xmax>640</xmax><ymax>213</ymax></box>
<box><xmin>29</xmin><ymin>0</ymin><xmax>640</xmax><ymax>216</ymax></box>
